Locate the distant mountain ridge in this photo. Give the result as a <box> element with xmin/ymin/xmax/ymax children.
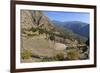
<box><xmin>52</xmin><ymin>20</ymin><xmax>89</xmax><ymax>38</ymax></box>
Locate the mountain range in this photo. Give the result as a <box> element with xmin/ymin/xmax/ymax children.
<box><xmin>52</xmin><ymin>20</ymin><xmax>89</xmax><ymax>38</ymax></box>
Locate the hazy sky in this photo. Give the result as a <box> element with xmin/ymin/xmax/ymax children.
<box><xmin>43</xmin><ymin>11</ymin><xmax>90</xmax><ymax>24</ymax></box>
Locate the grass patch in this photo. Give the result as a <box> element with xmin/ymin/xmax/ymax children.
<box><xmin>67</xmin><ymin>49</ymin><xmax>80</xmax><ymax>60</ymax></box>
<box><xmin>53</xmin><ymin>53</ymin><xmax>65</xmax><ymax>61</ymax></box>
<box><xmin>21</xmin><ymin>49</ymin><xmax>32</xmax><ymax>59</ymax></box>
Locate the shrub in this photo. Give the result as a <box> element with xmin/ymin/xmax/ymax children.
<box><xmin>27</xmin><ymin>33</ymin><xmax>37</xmax><ymax>36</ymax></box>
<box><xmin>38</xmin><ymin>29</ymin><xmax>44</xmax><ymax>34</ymax></box>
<box><xmin>86</xmin><ymin>38</ymin><xmax>89</xmax><ymax>46</ymax></box>
<box><xmin>21</xmin><ymin>49</ymin><xmax>32</xmax><ymax>59</ymax></box>
<box><xmin>49</xmin><ymin>35</ymin><xmax>55</xmax><ymax>41</ymax></box>
<box><xmin>82</xmin><ymin>46</ymin><xmax>88</xmax><ymax>52</ymax></box>
<box><xmin>67</xmin><ymin>49</ymin><xmax>80</xmax><ymax>60</ymax></box>
<box><xmin>53</xmin><ymin>53</ymin><xmax>65</xmax><ymax>61</ymax></box>
<box><xmin>30</xmin><ymin>28</ymin><xmax>37</xmax><ymax>32</ymax></box>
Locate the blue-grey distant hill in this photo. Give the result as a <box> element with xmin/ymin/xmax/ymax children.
<box><xmin>52</xmin><ymin>21</ymin><xmax>89</xmax><ymax>38</ymax></box>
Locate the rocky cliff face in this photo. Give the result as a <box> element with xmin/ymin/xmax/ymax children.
<box><xmin>21</xmin><ymin>10</ymin><xmax>54</xmax><ymax>31</ymax></box>
<box><xmin>21</xmin><ymin>10</ymin><xmax>33</xmax><ymax>30</ymax></box>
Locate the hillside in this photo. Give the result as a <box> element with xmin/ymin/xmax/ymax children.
<box><xmin>52</xmin><ymin>21</ymin><xmax>89</xmax><ymax>38</ymax></box>
<box><xmin>21</xmin><ymin>10</ymin><xmax>54</xmax><ymax>31</ymax></box>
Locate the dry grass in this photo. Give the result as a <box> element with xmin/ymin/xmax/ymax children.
<box><xmin>67</xmin><ymin>49</ymin><xmax>80</xmax><ymax>60</ymax></box>
<box><xmin>21</xmin><ymin>49</ymin><xmax>32</xmax><ymax>59</ymax></box>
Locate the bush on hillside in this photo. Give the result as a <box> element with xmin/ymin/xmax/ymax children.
<box><xmin>67</xmin><ymin>49</ymin><xmax>80</xmax><ymax>60</ymax></box>
<box><xmin>21</xmin><ymin>49</ymin><xmax>32</xmax><ymax>59</ymax></box>
<box><xmin>53</xmin><ymin>53</ymin><xmax>65</xmax><ymax>61</ymax></box>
